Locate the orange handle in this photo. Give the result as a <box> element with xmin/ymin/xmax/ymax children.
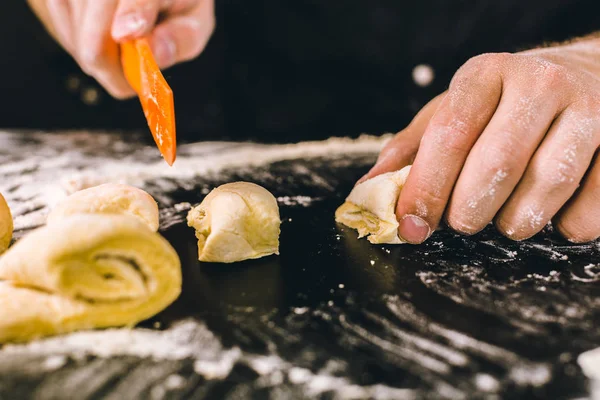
<box><xmin>120</xmin><ymin>38</ymin><xmax>177</xmax><ymax>166</ymax></box>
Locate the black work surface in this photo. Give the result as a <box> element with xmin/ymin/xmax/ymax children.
<box><xmin>0</xmin><ymin>133</ymin><xmax>598</xmax><ymax>399</ymax></box>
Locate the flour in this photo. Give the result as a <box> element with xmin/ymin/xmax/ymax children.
<box><xmin>0</xmin><ymin>320</ymin><xmax>218</xmax><ymax>361</ymax></box>
<box><xmin>0</xmin><ymin>317</ymin><xmax>412</xmax><ymax>399</ymax></box>
<box><xmin>578</xmin><ymin>347</ymin><xmax>600</xmax><ymax>400</ymax></box>
<box><xmin>0</xmin><ymin>132</ymin><xmax>389</xmax><ymax>231</ymax></box>
<box><xmin>524</xmin><ymin>243</ymin><xmax>569</xmax><ymax>261</ymax></box>
<box><xmin>276</xmin><ymin>196</ymin><xmax>317</xmax><ymax>207</ymax></box>
<box><xmin>42</xmin><ymin>354</ymin><xmax>68</xmax><ymax>371</ymax></box>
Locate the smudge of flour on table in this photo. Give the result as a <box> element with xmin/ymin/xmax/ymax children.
<box><xmin>158</xmin><ymin>202</ymin><xmax>192</xmax><ymax>230</ymax></box>
<box><xmin>0</xmin><ymin>132</ymin><xmax>389</xmax><ymax>231</ymax></box>
<box><xmin>276</xmin><ymin>196</ymin><xmax>320</xmax><ymax>207</ymax></box>
<box><xmin>578</xmin><ymin>346</ymin><xmax>600</xmax><ymax>400</ymax></box>
<box><xmin>381</xmin><ymin>295</ymin><xmax>553</xmax><ymax>389</ymax></box>
<box><xmin>0</xmin><ymin>319</ymin><xmax>413</xmax><ymax>400</ymax></box>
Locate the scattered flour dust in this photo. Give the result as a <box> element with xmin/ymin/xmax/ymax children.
<box><xmin>0</xmin><ymin>319</ymin><xmax>412</xmax><ymax>399</ymax></box>
<box><xmin>276</xmin><ymin>196</ymin><xmax>317</xmax><ymax>207</ymax></box>
<box><xmin>578</xmin><ymin>347</ymin><xmax>600</xmax><ymax>400</ymax></box>
<box><xmin>0</xmin><ymin>132</ymin><xmax>390</xmax><ymax>231</ymax></box>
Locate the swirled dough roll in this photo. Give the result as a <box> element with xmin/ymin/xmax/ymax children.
<box><xmin>187</xmin><ymin>182</ymin><xmax>280</xmax><ymax>263</ymax></box>
<box><xmin>0</xmin><ymin>193</ymin><xmax>12</xmax><ymax>254</ymax></box>
<box><xmin>335</xmin><ymin>166</ymin><xmax>411</xmax><ymax>244</ymax></box>
<box><xmin>0</xmin><ymin>214</ymin><xmax>181</xmax><ymax>343</ymax></box>
<box><xmin>47</xmin><ymin>183</ymin><xmax>159</xmax><ymax>231</ymax></box>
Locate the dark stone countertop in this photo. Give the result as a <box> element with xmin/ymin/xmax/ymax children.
<box><xmin>0</xmin><ymin>130</ymin><xmax>598</xmax><ymax>400</ymax></box>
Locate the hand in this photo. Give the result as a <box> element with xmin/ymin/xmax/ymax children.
<box><xmin>27</xmin><ymin>0</ymin><xmax>215</xmax><ymax>98</ymax></box>
<box><xmin>360</xmin><ymin>39</ymin><xmax>600</xmax><ymax>244</ymax></box>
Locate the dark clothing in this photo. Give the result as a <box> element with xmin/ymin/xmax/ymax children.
<box><xmin>2</xmin><ymin>1</ymin><xmax>599</xmax><ymax>143</ymax></box>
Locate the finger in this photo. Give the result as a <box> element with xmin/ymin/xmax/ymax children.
<box><xmin>111</xmin><ymin>0</ymin><xmax>161</xmax><ymax>41</ymax></box>
<box><xmin>496</xmin><ymin>110</ymin><xmax>600</xmax><ymax>240</ymax></box>
<box><xmin>395</xmin><ymin>54</ymin><xmax>504</xmax><ymax>244</ymax></box>
<box><xmin>554</xmin><ymin>153</ymin><xmax>600</xmax><ymax>243</ymax></box>
<box><xmin>357</xmin><ymin>93</ymin><xmax>446</xmax><ymax>185</ymax></box>
<box><xmin>160</xmin><ymin>0</ymin><xmax>200</xmax><ymax>14</ymax></box>
<box><xmin>78</xmin><ymin>0</ymin><xmax>135</xmax><ymax>99</ymax></box>
<box><xmin>445</xmin><ymin>84</ymin><xmax>564</xmax><ymax>234</ymax></box>
<box><xmin>149</xmin><ymin>0</ymin><xmax>215</xmax><ymax>69</ymax></box>
<box><xmin>46</xmin><ymin>0</ymin><xmax>74</xmax><ymax>53</ymax></box>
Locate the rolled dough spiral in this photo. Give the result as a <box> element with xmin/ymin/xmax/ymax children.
<box><xmin>0</xmin><ymin>214</ymin><xmax>181</xmax><ymax>343</ymax></box>
<box><xmin>47</xmin><ymin>183</ymin><xmax>159</xmax><ymax>231</ymax></box>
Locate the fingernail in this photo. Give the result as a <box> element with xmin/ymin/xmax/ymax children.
<box><xmin>151</xmin><ymin>35</ymin><xmax>176</xmax><ymax>68</ymax></box>
<box><xmin>398</xmin><ymin>214</ymin><xmax>431</xmax><ymax>244</ymax></box>
<box><xmin>112</xmin><ymin>13</ymin><xmax>148</xmax><ymax>40</ymax></box>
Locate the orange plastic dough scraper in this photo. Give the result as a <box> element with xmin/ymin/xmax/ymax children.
<box><xmin>120</xmin><ymin>38</ymin><xmax>177</xmax><ymax>166</ymax></box>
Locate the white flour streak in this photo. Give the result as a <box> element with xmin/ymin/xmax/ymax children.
<box><xmin>579</xmin><ymin>347</ymin><xmax>600</xmax><ymax>380</ymax></box>
<box><xmin>276</xmin><ymin>196</ymin><xmax>317</xmax><ymax>207</ymax></box>
<box><xmin>42</xmin><ymin>354</ymin><xmax>68</xmax><ymax>371</ymax></box>
<box><xmin>524</xmin><ymin>243</ymin><xmax>568</xmax><ymax>261</ymax></box>
<box><xmin>338</xmin><ymin>314</ymin><xmax>451</xmax><ymax>374</ymax></box>
<box><xmin>474</xmin><ymin>373</ymin><xmax>500</xmax><ymax>392</ymax></box>
<box><xmin>164</xmin><ymin>374</ymin><xmax>186</xmax><ymax>389</ymax></box>
<box><xmin>193</xmin><ymin>348</ymin><xmax>242</xmax><ymax>380</ymax></box>
<box><xmin>0</xmin><ymin>320</ymin><xmax>220</xmax><ymax>361</ymax></box>
<box><xmin>0</xmin><ymin>318</ymin><xmax>410</xmax><ymax>400</ymax></box>
<box><xmin>509</xmin><ymin>364</ymin><xmax>552</xmax><ymax>387</ymax></box>
<box><xmin>0</xmin><ymin>133</ymin><xmax>389</xmax><ymax>231</ymax></box>
<box><xmin>578</xmin><ymin>347</ymin><xmax>600</xmax><ymax>400</ymax></box>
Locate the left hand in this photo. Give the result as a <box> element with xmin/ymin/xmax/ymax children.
<box><xmin>360</xmin><ymin>41</ymin><xmax>600</xmax><ymax>244</ymax></box>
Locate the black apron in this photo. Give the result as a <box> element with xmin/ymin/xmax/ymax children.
<box><xmin>2</xmin><ymin>1</ymin><xmax>599</xmax><ymax>143</ymax></box>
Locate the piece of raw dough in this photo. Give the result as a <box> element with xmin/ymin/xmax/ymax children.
<box><xmin>335</xmin><ymin>166</ymin><xmax>411</xmax><ymax>244</ymax></box>
<box><xmin>0</xmin><ymin>214</ymin><xmax>181</xmax><ymax>343</ymax></box>
<box><xmin>47</xmin><ymin>183</ymin><xmax>159</xmax><ymax>231</ymax></box>
<box><xmin>187</xmin><ymin>182</ymin><xmax>280</xmax><ymax>263</ymax></box>
<box><xmin>0</xmin><ymin>193</ymin><xmax>12</xmax><ymax>254</ymax></box>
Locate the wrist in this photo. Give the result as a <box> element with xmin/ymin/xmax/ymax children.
<box><xmin>520</xmin><ymin>33</ymin><xmax>600</xmax><ymax>77</ymax></box>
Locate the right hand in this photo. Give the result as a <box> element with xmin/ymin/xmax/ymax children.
<box><xmin>28</xmin><ymin>0</ymin><xmax>215</xmax><ymax>99</ymax></box>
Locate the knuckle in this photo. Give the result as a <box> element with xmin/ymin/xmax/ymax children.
<box><xmin>577</xmin><ymin>95</ymin><xmax>600</xmax><ymax>117</ymax></box>
<box><xmin>483</xmin><ymin>141</ymin><xmax>523</xmax><ymax>175</ymax></box>
<box><xmin>412</xmin><ymin>184</ymin><xmax>446</xmax><ymax>211</ymax></box>
<box><xmin>459</xmin><ymin>53</ymin><xmax>510</xmax><ymax>76</ymax></box>
<box><xmin>529</xmin><ymin>156</ymin><xmax>580</xmax><ymax>190</ymax></box>
<box><xmin>78</xmin><ymin>48</ymin><xmax>104</xmax><ymax>75</ymax></box>
<box><xmin>536</xmin><ymin>62</ymin><xmax>570</xmax><ymax>90</ymax></box>
<box><xmin>109</xmin><ymin>88</ymin><xmax>132</xmax><ymax>100</ymax></box>
<box><xmin>425</xmin><ymin>121</ymin><xmax>473</xmax><ymax>154</ymax></box>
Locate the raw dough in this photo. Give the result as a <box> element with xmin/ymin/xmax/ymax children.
<box><xmin>335</xmin><ymin>166</ymin><xmax>411</xmax><ymax>244</ymax></box>
<box><xmin>0</xmin><ymin>193</ymin><xmax>12</xmax><ymax>254</ymax></box>
<box><xmin>0</xmin><ymin>214</ymin><xmax>181</xmax><ymax>343</ymax></box>
<box><xmin>187</xmin><ymin>182</ymin><xmax>280</xmax><ymax>263</ymax></box>
<box><xmin>47</xmin><ymin>183</ymin><xmax>159</xmax><ymax>231</ymax></box>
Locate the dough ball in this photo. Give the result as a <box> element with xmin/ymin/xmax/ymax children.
<box><xmin>47</xmin><ymin>183</ymin><xmax>159</xmax><ymax>231</ymax></box>
<box><xmin>0</xmin><ymin>193</ymin><xmax>13</xmax><ymax>254</ymax></box>
<box><xmin>335</xmin><ymin>166</ymin><xmax>411</xmax><ymax>244</ymax></box>
<box><xmin>187</xmin><ymin>182</ymin><xmax>280</xmax><ymax>263</ymax></box>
